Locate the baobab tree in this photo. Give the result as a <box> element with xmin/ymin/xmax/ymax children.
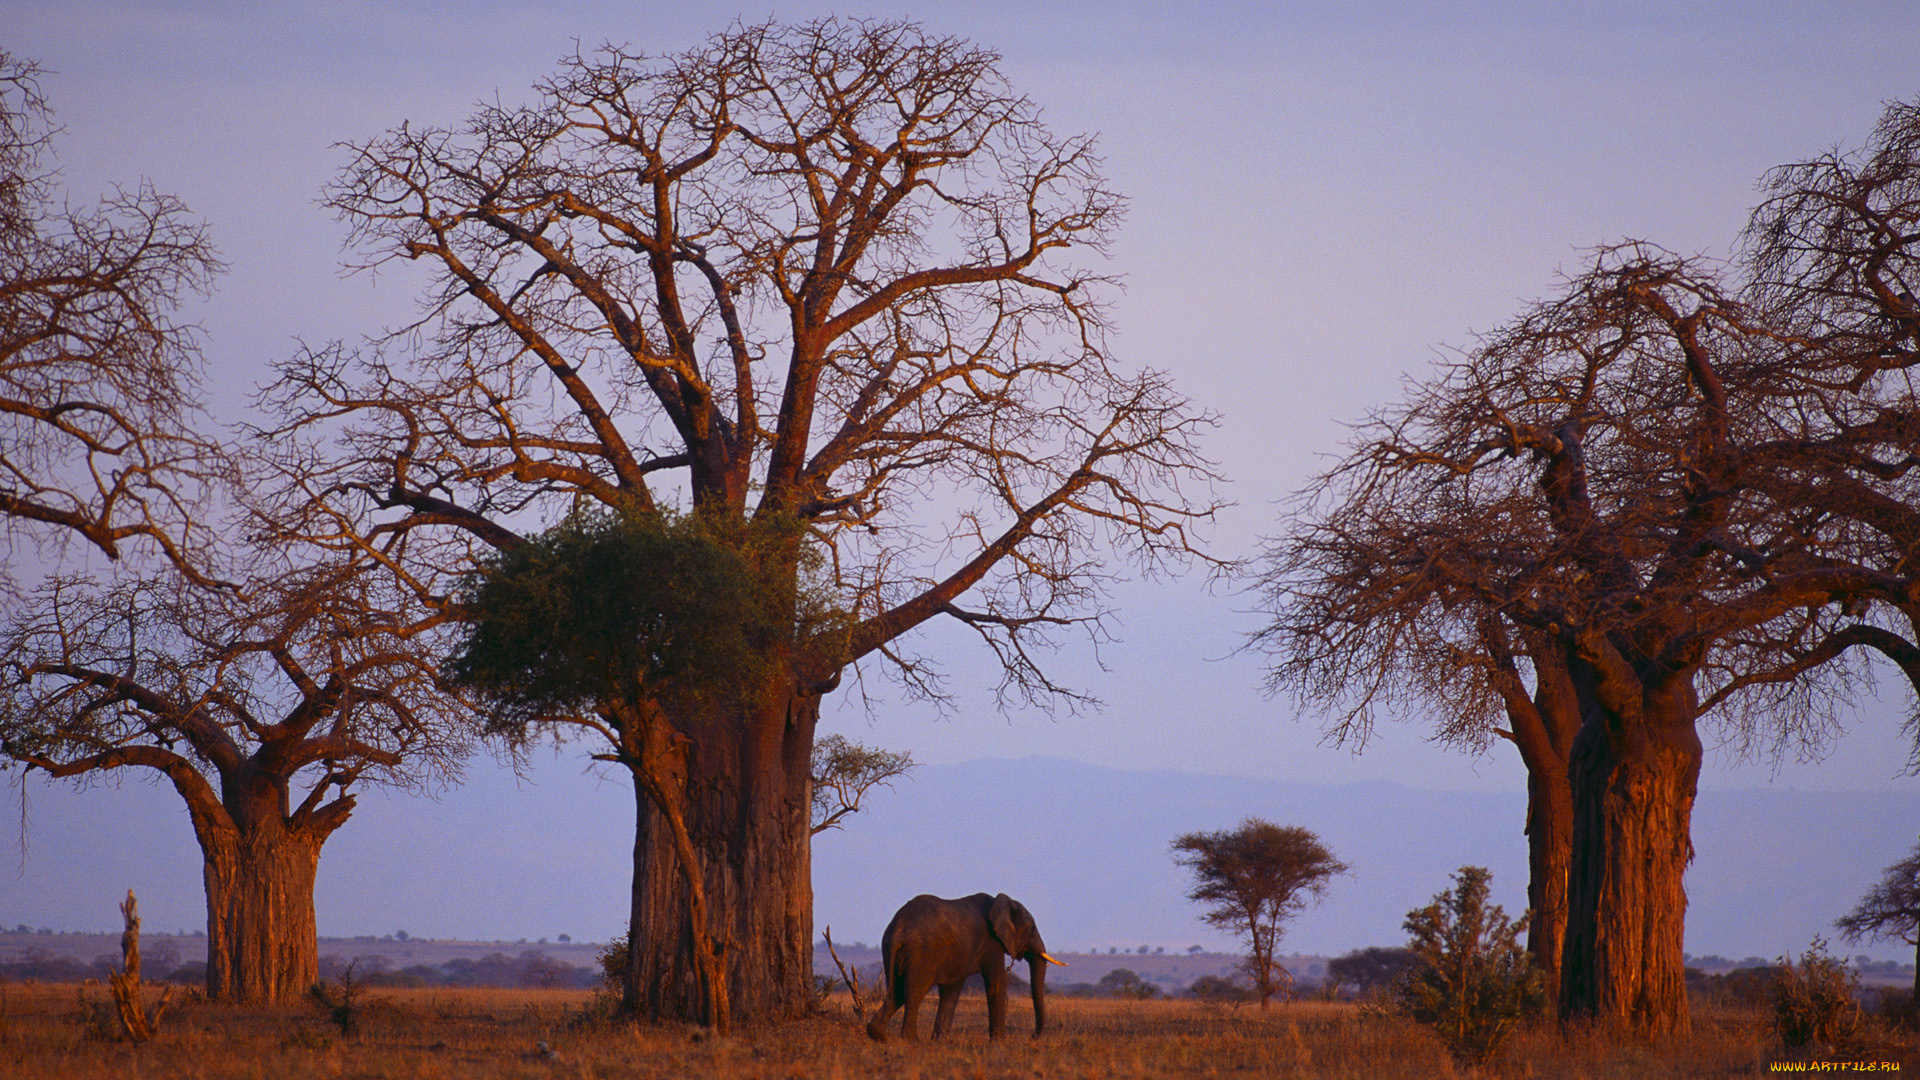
<box><xmin>1259</xmin><ymin>241</ymin><xmax>1914</xmax><ymax>1034</ymax></box>
<box><xmin>0</xmin><ymin>54</ymin><xmax>225</xmax><ymax>584</ymax></box>
<box><xmin>1257</xmin><ymin>477</ymin><xmax>1581</xmax><ymax>1004</ymax></box>
<box><xmin>259</xmin><ymin>18</ymin><xmax>1217</xmax><ymax>1025</ymax></box>
<box><xmin>0</xmin><ymin>560</ymin><xmax>475</xmax><ymax>1002</ymax></box>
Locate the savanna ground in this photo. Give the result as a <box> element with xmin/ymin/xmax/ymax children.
<box><xmin>0</xmin><ymin>982</ymin><xmax>1911</xmax><ymax>1079</ymax></box>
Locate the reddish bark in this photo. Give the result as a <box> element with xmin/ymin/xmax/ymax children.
<box><xmin>1559</xmin><ymin>668</ymin><xmax>1702</xmax><ymax>1033</ymax></box>
<box><xmin>198</xmin><ymin>810</ymin><xmax>331</xmax><ymax>1003</ymax></box>
<box><xmin>1</xmin><ymin>568</ymin><xmax>460</xmax><ymax>1005</ymax></box>
<box><xmin>622</xmin><ymin>688</ymin><xmax>819</xmax><ymax>1023</ymax></box>
<box><xmin>1485</xmin><ymin>626</ymin><xmax>1580</xmax><ymax>1003</ymax></box>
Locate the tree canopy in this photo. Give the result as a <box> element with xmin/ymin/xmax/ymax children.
<box><xmin>1171</xmin><ymin>817</ymin><xmax>1346</xmax><ymax>1007</ymax></box>
<box><xmin>0</xmin><ymin>53</ymin><xmax>225</xmax><ymax>584</ymax></box>
<box><xmin>1835</xmin><ymin>835</ymin><xmax>1920</xmax><ymax>1002</ymax></box>
<box><xmin>258</xmin><ymin>17</ymin><xmax>1219</xmax><ymax>1025</ymax></box>
<box><xmin>809</xmin><ymin>733</ymin><xmax>915</xmax><ymax>836</ymax></box>
<box><xmin>1255</xmin><ymin>96</ymin><xmax>1920</xmax><ymax>1034</ymax></box>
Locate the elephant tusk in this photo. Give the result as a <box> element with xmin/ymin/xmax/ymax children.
<box><xmin>1042</xmin><ymin>953</ymin><xmax>1066</xmax><ymax>967</ymax></box>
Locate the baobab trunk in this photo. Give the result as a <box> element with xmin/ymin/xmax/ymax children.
<box><xmin>1510</xmin><ymin>636</ymin><xmax>1578</xmax><ymax>1006</ymax></box>
<box><xmin>1559</xmin><ymin>677</ymin><xmax>1702</xmax><ymax>1034</ymax></box>
<box><xmin>623</xmin><ymin>688</ymin><xmax>820</xmax><ymax>1023</ymax></box>
<box><xmin>1522</xmin><ymin>762</ymin><xmax>1573</xmax><ymax>1004</ymax></box>
<box><xmin>197</xmin><ymin>818</ymin><xmax>325</xmax><ymax>1003</ymax></box>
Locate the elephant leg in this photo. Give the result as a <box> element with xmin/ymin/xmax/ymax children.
<box><xmin>931</xmin><ymin>982</ymin><xmax>961</xmax><ymax>1039</ymax></box>
<box><xmin>985</xmin><ymin>968</ymin><xmax>1009</xmax><ymax>1039</ymax></box>
<box><xmin>898</xmin><ymin>983</ymin><xmax>927</xmax><ymax>1041</ymax></box>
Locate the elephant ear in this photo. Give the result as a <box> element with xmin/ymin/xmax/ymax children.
<box><xmin>989</xmin><ymin>893</ymin><xmax>1023</xmax><ymax>954</ymax></box>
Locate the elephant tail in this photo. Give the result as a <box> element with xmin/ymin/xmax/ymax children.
<box><xmin>879</xmin><ymin>933</ymin><xmax>905</xmax><ymax>1005</ymax></box>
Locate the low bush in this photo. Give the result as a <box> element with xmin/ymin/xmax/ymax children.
<box><xmin>1187</xmin><ymin>974</ymin><xmax>1252</xmax><ymax>1003</ymax></box>
<box><xmin>1326</xmin><ymin>946</ymin><xmax>1415</xmax><ymax>1001</ymax></box>
<box><xmin>1395</xmin><ymin>866</ymin><xmax>1546</xmax><ymax>1063</ymax></box>
<box><xmin>1867</xmin><ymin>985</ymin><xmax>1917</xmax><ymax>1031</ymax></box>
<box><xmin>1771</xmin><ymin>939</ymin><xmax>1861</xmax><ymax>1051</ymax></box>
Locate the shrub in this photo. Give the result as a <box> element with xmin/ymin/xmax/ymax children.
<box><xmin>1867</xmin><ymin>984</ymin><xmax>1917</xmax><ymax>1031</ymax></box>
<box><xmin>1187</xmin><ymin>974</ymin><xmax>1252</xmax><ymax>1003</ymax></box>
<box><xmin>308</xmin><ymin>962</ymin><xmax>371</xmax><ymax>1035</ymax></box>
<box><xmin>1688</xmin><ymin>963</ymin><xmax>1785</xmax><ymax>1009</ymax></box>
<box><xmin>1396</xmin><ymin>866</ymin><xmax>1545</xmax><ymax>1063</ymax></box>
<box><xmin>1097</xmin><ymin>968</ymin><xmax>1159</xmax><ymax>1000</ymax></box>
<box><xmin>1327</xmin><ymin>946</ymin><xmax>1416</xmax><ymax>1000</ymax></box>
<box><xmin>598</xmin><ymin>931</ymin><xmax>630</xmax><ymax>994</ymax></box>
<box><xmin>1771</xmin><ymin>939</ymin><xmax>1861</xmax><ymax>1051</ymax></box>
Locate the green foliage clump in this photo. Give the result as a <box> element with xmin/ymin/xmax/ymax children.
<box><xmin>1097</xmin><ymin>968</ymin><xmax>1159</xmax><ymax>999</ymax></box>
<box><xmin>596</xmin><ymin>929</ymin><xmax>631</xmax><ymax>995</ymax></box>
<box><xmin>1327</xmin><ymin>946</ymin><xmax>1416</xmax><ymax>1001</ymax></box>
<box><xmin>1186</xmin><ymin>974</ymin><xmax>1251</xmax><ymax>1004</ymax></box>
<box><xmin>1171</xmin><ymin>818</ymin><xmax>1347</xmax><ymax>1007</ymax></box>
<box><xmin>446</xmin><ymin>507</ymin><xmax>844</xmax><ymax>728</ymax></box>
<box><xmin>810</xmin><ymin>733</ymin><xmax>915</xmax><ymax>834</ymax></box>
<box><xmin>1397</xmin><ymin>866</ymin><xmax>1544</xmax><ymax>1063</ymax></box>
<box><xmin>1770</xmin><ymin>938</ymin><xmax>1861</xmax><ymax>1051</ymax></box>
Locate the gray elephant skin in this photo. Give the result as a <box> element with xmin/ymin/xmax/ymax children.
<box><xmin>864</xmin><ymin>892</ymin><xmax>1065</xmax><ymax>1041</ymax></box>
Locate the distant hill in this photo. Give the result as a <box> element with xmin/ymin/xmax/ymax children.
<box><xmin>813</xmin><ymin>757</ymin><xmax>1920</xmax><ymax>962</ymax></box>
<box><xmin>5</xmin><ymin>755</ymin><xmax>1915</xmax><ymax>963</ymax></box>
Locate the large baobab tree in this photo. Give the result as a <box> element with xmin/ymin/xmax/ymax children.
<box><xmin>0</xmin><ymin>54</ymin><xmax>225</xmax><ymax>584</ymax></box>
<box><xmin>259</xmin><ymin>18</ymin><xmax>1217</xmax><ymax>1026</ymax></box>
<box><xmin>1259</xmin><ymin>241</ymin><xmax>1913</xmax><ymax>1034</ymax></box>
<box><xmin>0</xmin><ymin>561</ymin><xmax>475</xmax><ymax>1003</ymax></box>
<box><xmin>1257</xmin><ymin>477</ymin><xmax>1582</xmax><ymax>1004</ymax></box>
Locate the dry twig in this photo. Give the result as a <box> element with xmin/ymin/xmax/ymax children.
<box><xmin>107</xmin><ymin>890</ymin><xmax>173</xmax><ymax>1041</ymax></box>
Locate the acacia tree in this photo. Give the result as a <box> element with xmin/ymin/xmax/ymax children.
<box><xmin>0</xmin><ymin>560</ymin><xmax>474</xmax><ymax>1003</ymax></box>
<box><xmin>1170</xmin><ymin>818</ymin><xmax>1347</xmax><ymax>1007</ymax></box>
<box><xmin>810</xmin><ymin>733</ymin><xmax>915</xmax><ymax>836</ymax></box>
<box><xmin>1259</xmin><ymin>243</ymin><xmax>1914</xmax><ymax>1034</ymax></box>
<box><xmin>0</xmin><ymin>54</ymin><xmax>225</xmax><ymax>584</ymax></box>
<box><xmin>1835</xmin><ymin>836</ymin><xmax>1920</xmax><ymax>1003</ymax></box>
<box><xmin>260</xmin><ymin>19</ymin><xmax>1216</xmax><ymax>1025</ymax></box>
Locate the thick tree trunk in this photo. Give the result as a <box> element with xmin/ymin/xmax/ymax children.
<box><xmin>1516</xmin><ymin>636</ymin><xmax>1579</xmax><ymax>1006</ymax></box>
<box><xmin>1523</xmin><ymin>761</ymin><xmax>1573</xmax><ymax>1003</ymax></box>
<box><xmin>1489</xmin><ymin>626</ymin><xmax>1579</xmax><ymax>1006</ymax></box>
<box><xmin>624</xmin><ymin>686</ymin><xmax>819</xmax><ymax>1024</ymax></box>
<box><xmin>198</xmin><ymin>817</ymin><xmax>325</xmax><ymax>1004</ymax></box>
<box><xmin>1559</xmin><ymin>676</ymin><xmax>1702</xmax><ymax>1034</ymax></box>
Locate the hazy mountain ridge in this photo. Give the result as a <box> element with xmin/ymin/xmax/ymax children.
<box><xmin>6</xmin><ymin>755</ymin><xmax>1915</xmax><ymax>962</ymax></box>
<box><xmin>813</xmin><ymin>756</ymin><xmax>1920</xmax><ymax>961</ymax></box>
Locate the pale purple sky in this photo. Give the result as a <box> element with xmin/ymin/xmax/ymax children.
<box><xmin>5</xmin><ymin>2</ymin><xmax>1918</xmax><ymax>949</ymax></box>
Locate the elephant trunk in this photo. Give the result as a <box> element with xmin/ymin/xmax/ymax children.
<box><xmin>1028</xmin><ymin>955</ymin><xmax>1047</xmax><ymax>1036</ymax></box>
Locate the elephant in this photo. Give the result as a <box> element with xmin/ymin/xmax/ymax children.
<box><xmin>864</xmin><ymin>892</ymin><xmax>1065</xmax><ymax>1042</ymax></box>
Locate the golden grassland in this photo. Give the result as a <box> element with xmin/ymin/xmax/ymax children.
<box><xmin>0</xmin><ymin>982</ymin><xmax>1911</xmax><ymax>1079</ymax></box>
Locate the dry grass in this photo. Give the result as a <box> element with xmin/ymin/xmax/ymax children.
<box><xmin>0</xmin><ymin>983</ymin><xmax>1911</xmax><ymax>1079</ymax></box>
